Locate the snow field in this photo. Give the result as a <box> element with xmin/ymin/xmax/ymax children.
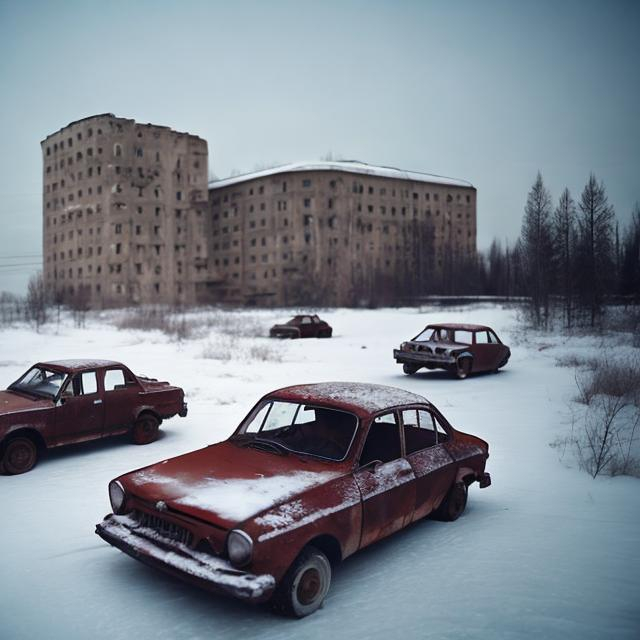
<box><xmin>0</xmin><ymin>304</ymin><xmax>638</xmax><ymax>639</ymax></box>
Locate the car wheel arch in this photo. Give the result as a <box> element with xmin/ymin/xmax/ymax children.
<box><xmin>456</xmin><ymin>467</ymin><xmax>478</xmax><ymax>486</ymax></box>
<box><xmin>134</xmin><ymin>408</ymin><xmax>162</xmax><ymax>424</ymax></box>
<box><xmin>1</xmin><ymin>427</ymin><xmax>46</xmax><ymax>453</ymax></box>
<box><xmin>303</xmin><ymin>534</ymin><xmax>342</xmax><ymax>566</ymax></box>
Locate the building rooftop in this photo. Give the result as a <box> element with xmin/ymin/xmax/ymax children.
<box><xmin>208</xmin><ymin>160</ymin><xmax>474</xmax><ymax>190</ymax></box>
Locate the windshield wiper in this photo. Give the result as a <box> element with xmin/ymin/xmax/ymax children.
<box><xmin>242</xmin><ymin>438</ymin><xmax>289</xmax><ymax>455</ymax></box>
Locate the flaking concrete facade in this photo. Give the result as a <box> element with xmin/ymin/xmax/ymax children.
<box><xmin>207</xmin><ymin>162</ymin><xmax>477</xmax><ymax>306</ymax></box>
<box><xmin>42</xmin><ymin>116</ymin><xmax>476</xmax><ymax>307</ymax></box>
<box><xmin>42</xmin><ymin>114</ymin><xmax>215</xmax><ymax>307</ymax></box>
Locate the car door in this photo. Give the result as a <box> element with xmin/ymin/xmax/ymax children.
<box><xmin>471</xmin><ymin>330</ymin><xmax>495</xmax><ymax>371</ymax></box>
<box><xmin>353</xmin><ymin>411</ymin><xmax>416</xmax><ymax>548</ymax></box>
<box><xmin>102</xmin><ymin>367</ymin><xmax>140</xmax><ymax>434</ymax></box>
<box><xmin>54</xmin><ymin>370</ymin><xmax>104</xmax><ymax>444</ymax></box>
<box><xmin>473</xmin><ymin>330</ymin><xmax>505</xmax><ymax>371</ymax></box>
<box><xmin>401</xmin><ymin>408</ymin><xmax>457</xmax><ymax>521</ymax></box>
<box><xmin>299</xmin><ymin>316</ymin><xmax>313</xmax><ymax>337</ymax></box>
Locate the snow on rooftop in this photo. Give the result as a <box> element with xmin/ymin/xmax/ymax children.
<box><xmin>39</xmin><ymin>359</ymin><xmax>121</xmax><ymax>369</ymax></box>
<box><xmin>208</xmin><ymin>160</ymin><xmax>474</xmax><ymax>190</ymax></box>
<box><xmin>276</xmin><ymin>381</ymin><xmax>429</xmax><ymax>413</ymax></box>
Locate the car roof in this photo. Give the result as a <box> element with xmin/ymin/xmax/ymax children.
<box><xmin>36</xmin><ymin>359</ymin><xmax>123</xmax><ymax>373</ymax></box>
<box><xmin>426</xmin><ymin>323</ymin><xmax>492</xmax><ymax>332</ymax></box>
<box><xmin>268</xmin><ymin>382</ymin><xmax>430</xmax><ymax>417</ymax></box>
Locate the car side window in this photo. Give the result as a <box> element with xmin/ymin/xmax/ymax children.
<box><xmin>301</xmin><ymin>316</ymin><xmax>312</xmax><ymax>325</ymax></box>
<box><xmin>475</xmin><ymin>331</ymin><xmax>490</xmax><ymax>344</ymax></box>
<box><xmin>61</xmin><ymin>371</ymin><xmax>98</xmax><ymax>397</ymax></box>
<box><xmin>312</xmin><ymin>315</ymin><xmax>320</xmax><ymax>324</ymax></box>
<box><xmin>430</xmin><ymin>411</ymin><xmax>450</xmax><ymax>443</ymax></box>
<box><xmin>81</xmin><ymin>372</ymin><xmax>98</xmax><ymax>394</ymax></box>
<box><xmin>360</xmin><ymin>412</ymin><xmax>401</xmax><ymax>466</ymax></box>
<box><xmin>453</xmin><ymin>330</ymin><xmax>473</xmax><ymax>345</ymax></box>
<box><xmin>403</xmin><ymin>409</ymin><xmax>437</xmax><ymax>453</ymax></box>
<box><xmin>488</xmin><ymin>330</ymin><xmax>500</xmax><ymax>344</ymax></box>
<box><xmin>104</xmin><ymin>369</ymin><xmax>126</xmax><ymax>391</ymax></box>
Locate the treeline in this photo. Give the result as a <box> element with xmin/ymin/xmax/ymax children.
<box><xmin>443</xmin><ymin>172</ymin><xmax>640</xmax><ymax>329</ymax></box>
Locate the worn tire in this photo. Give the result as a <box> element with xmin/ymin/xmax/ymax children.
<box><xmin>271</xmin><ymin>546</ymin><xmax>332</xmax><ymax>618</ymax></box>
<box><xmin>2</xmin><ymin>437</ymin><xmax>38</xmax><ymax>475</ymax></box>
<box><xmin>432</xmin><ymin>482</ymin><xmax>468</xmax><ymax>521</ymax></box>
<box><xmin>131</xmin><ymin>414</ymin><xmax>160</xmax><ymax>445</ymax></box>
<box><xmin>403</xmin><ymin>364</ymin><xmax>419</xmax><ymax>375</ymax></box>
<box><xmin>455</xmin><ymin>358</ymin><xmax>472</xmax><ymax>379</ymax></box>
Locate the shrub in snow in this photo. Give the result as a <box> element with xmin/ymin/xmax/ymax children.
<box><xmin>572</xmin><ymin>357</ymin><xmax>640</xmax><ymax>478</ymax></box>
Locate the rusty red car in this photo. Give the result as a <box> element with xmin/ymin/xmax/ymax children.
<box><xmin>96</xmin><ymin>382</ymin><xmax>490</xmax><ymax>617</ymax></box>
<box><xmin>394</xmin><ymin>323</ymin><xmax>511</xmax><ymax>379</ymax></box>
<box><xmin>0</xmin><ymin>360</ymin><xmax>187</xmax><ymax>475</ymax></box>
<box><xmin>269</xmin><ymin>315</ymin><xmax>332</xmax><ymax>339</ymax></box>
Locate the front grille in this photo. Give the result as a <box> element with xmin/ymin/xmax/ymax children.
<box><xmin>133</xmin><ymin>510</ymin><xmax>194</xmax><ymax>547</ymax></box>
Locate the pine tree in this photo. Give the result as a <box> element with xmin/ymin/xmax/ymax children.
<box><xmin>553</xmin><ymin>188</ymin><xmax>577</xmax><ymax>328</ymax></box>
<box><xmin>620</xmin><ymin>203</ymin><xmax>640</xmax><ymax>299</ymax></box>
<box><xmin>575</xmin><ymin>174</ymin><xmax>615</xmax><ymax>326</ymax></box>
<box><xmin>521</xmin><ymin>173</ymin><xmax>555</xmax><ymax>327</ymax></box>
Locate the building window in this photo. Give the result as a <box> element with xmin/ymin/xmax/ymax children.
<box><xmin>304</xmin><ymin>198</ymin><xmax>311</xmax><ymax>208</ymax></box>
<box><xmin>302</xmin><ymin>179</ymin><xmax>311</xmax><ymax>187</ymax></box>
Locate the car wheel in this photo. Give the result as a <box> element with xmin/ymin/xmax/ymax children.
<box><xmin>455</xmin><ymin>358</ymin><xmax>472</xmax><ymax>379</ymax></box>
<box><xmin>131</xmin><ymin>414</ymin><xmax>160</xmax><ymax>445</ymax></box>
<box><xmin>318</xmin><ymin>329</ymin><xmax>332</xmax><ymax>338</ymax></box>
<box><xmin>432</xmin><ymin>482</ymin><xmax>468</xmax><ymax>521</ymax></box>
<box><xmin>403</xmin><ymin>364</ymin><xmax>418</xmax><ymax>375</ymax></box>
<box><xmin>2</xmin><ymin>437</ymin><xmax>38</xmax><ymax>475</ymax></box>
<box><xmin>271</xmin><ymin>545</ymin><xmax>332</xmax><ymax>618</ymax></box>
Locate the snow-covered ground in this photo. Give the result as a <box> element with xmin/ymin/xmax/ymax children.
<box><xmin>1</xmin><ymin>305</ymin><xmax>639</xmax><ymax>639</ymax></box>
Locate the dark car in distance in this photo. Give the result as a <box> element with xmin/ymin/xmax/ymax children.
<box><xmin>394</xmin><ymin>323</ymin><xmax>510</xmax><ymax>379</ymax></box>
<box><xmin>0</xmin><ymin>360</ymin><xmax>187</xmax><ymax>474</ymax></box>
<box><xmin>96</xmin><ymin>382</ymin><xmax>490</xmax><ymax>618</ymax></box>
<box><xmin>269</xmin><ymin>315</ymin><xmax>333</xmax><ymax>339</ymax></box>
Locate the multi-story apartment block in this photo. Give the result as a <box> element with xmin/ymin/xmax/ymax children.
<box><xmin>41</xmin><ymin>114</ymin><xmax>215</xmax><ymax>306</ymax></box>
<box><xmin>207</xmin><ymin>161</ymin><xmax>476</xmax><ymax>306</ymax></box>
<box><xmin>42</xmin><ymin>115</ymin><xmax>476</xmax><ymax>307</ymax></box>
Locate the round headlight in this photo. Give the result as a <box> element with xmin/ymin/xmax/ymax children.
<box><xmin>108</xmin><ymin>480</ymin><xmax>126</xmax><ymax>514</ymax></box>
<box><xmin>227</xmin><ymin>529</ymin><xmax>253</xmax><ymax>567</ymax></box>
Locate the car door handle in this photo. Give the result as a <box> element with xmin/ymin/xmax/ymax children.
<box><xmin>93</xmin><ymin>399</ymin><xmax>103</xmax><ymax>405</ymax></box>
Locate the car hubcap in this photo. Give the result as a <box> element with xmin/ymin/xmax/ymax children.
<box><xmin>297</xmin><ymin>568</ymin><xmax>321</xmax><ymax>605</ymax></box>
<box><xmin>10</xmin><ymin>443</ymin><xmax>32</xmax><ymax>469</ymax></box>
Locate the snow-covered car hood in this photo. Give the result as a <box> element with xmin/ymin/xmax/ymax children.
<box><xmin>0</xmin><ymin>390</ymin><xmax>51</xmax><ymax>417</ymax></box>
<box><xmin>122</xmin><ymin>441</ymin><xmax>342</xmax><ymax>529</ymax></box>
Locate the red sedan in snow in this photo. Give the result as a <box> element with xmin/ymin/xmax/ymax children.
<box><xmin>96</xmin><ymin>382</ymin><xmax>490</xmax><ymax>617</ymax></box>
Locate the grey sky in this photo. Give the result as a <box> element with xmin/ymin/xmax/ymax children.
<box><xmin>1</xmin><ymin>0</ymin><xmax>638</xmax><ymax>294</ymax></box>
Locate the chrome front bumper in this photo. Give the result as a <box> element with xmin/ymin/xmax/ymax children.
<box><xmin>96</xmin><ymin>514</ymin><xmax>275</xmax><ymax>602</ymax></box>
<box><xmin>393</xmin><ymin>349</ymin><xmax>456</xmax><ymax>365</ymax></box>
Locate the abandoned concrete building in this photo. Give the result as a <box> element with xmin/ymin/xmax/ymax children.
<box><xmin>42</xmin><ymin>114</ymin><xmax>211</xmax><ymax>306</ymax></box>
<box><xmin>207</xmin><ymin>162</ymin><xmax>476</xmax><ymax>306</ymax></box>
<box><xmin>42</xmin><ymin>116</ymin><xmax>477</xmax><ymax>307</ymax></box>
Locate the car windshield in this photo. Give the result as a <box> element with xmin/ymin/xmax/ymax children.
<box><xmin>9</xmin><ymin>366</ymin><xmax>69</xmax><ymax>399</ymax></box>
<box><xmin>234</xmin><ymin>400</ymin><xmax>358</xmax><ymax>461</ymax></box>
<box><xmin>413</xmin><ymin>326</ymin><xmax>450</xmax><ymax>342</ymax></box>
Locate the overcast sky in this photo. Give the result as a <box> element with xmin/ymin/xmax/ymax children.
<box><xmin>0</xmin><ymin>0</ymin><xmax>638</xmax><ymax>294</ymax></box>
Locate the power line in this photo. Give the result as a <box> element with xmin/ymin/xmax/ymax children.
<box><xmin>0</xmin><ymin>254</ymin><xmax>43</xmax><ymax>259</ymax></box>
<box><xmin>0</xmin><ymin>262</ymin><xmax>42</xmax><ymax>269</ymax></box>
